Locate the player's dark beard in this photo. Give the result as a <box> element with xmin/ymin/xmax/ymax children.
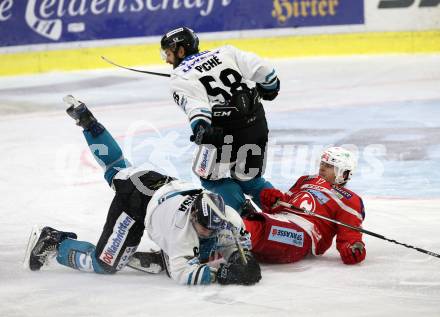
<box><xmin>173</xmin><ymin>57</ymin><xmax>184</xmax><ymax>69</ymax></box>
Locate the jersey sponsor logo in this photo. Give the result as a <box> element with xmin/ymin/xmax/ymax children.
<box><xmin>100</xmin><ymin>212</ymin><xmax>135</xmax><ymax>266</ymax></box>
<box><xmin>200</xmin><ymin>148</ymin><xmax>209</xmax><ymax>173</ymax></box>
<box><xmin>193</xmin><ymin>145</ymin><xmax>217</xmax><ymax>178</ymax></box>
<box><xmin>306</xmin><ymin>189</ymin><xmax>329</xmax><ymax>205</ymax></box>
<box><xmin>183</xmin><ymin>50</ymin><xmax>211</xmax><ymax>62</ymax></box>
<box><xmin>116</xmin><ymin>246</ymin><xmax>137</xmax><ymax>271</ymax></box>
<box><xmin>180</xmin><ymin>50</ymin><xmax>215</xmax><ymax>73</ymax></box>
<box><xmin>300</xmin><ymin>183</ymin><xmax>324</xmax><ymax>192</ymax></box>
<box><xmin>302</xmin><ymin>175</ymin><xmax>319</xmax><ymax>183</ymax></box>
<box><xmin>330</xmin><ymin>189</ymin><xmax>343</xmax><ymax>199</ymax></box>
<box><xmin>268</xmin><ymin>225</ymin><xmax>304</xmax><ymax>247</ymax></box>
<box><xmin>331</xmin><ymin>186</ymin><xmax>352</xmax><ymax>199</ymax></box>
<box><xmin>301</xmin><ymin>183</ymin><xmax>363</xmax><ymax>221</ymax></box>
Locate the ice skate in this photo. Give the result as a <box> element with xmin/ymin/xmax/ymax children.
<box><xmin>25</xmin><ymin>226</ymin><xmax>77</xmax><ymax>271</ymax></box>
<box><xmin>64</xmin><ymin>95</ymin><xmax>104</xmax><ymax>136</ymax></box>
<box><xmin>64</xmin><ymin>95</ymin><xmax>97</xmax><ymax>128</ymax></box>
<box><xmin>127</xmin><ymin>251</ymin><xmax>165</xmax><ymax>274</ymax></box>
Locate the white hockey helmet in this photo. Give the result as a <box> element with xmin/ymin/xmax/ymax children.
<box><xmin>320</xmin><ymin>147</ymin><xmax>357</xmax><ymax>185</ymax></box>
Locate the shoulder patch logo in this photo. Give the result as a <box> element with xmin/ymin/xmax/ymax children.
<box><xmin>173</xmin><ymin>92</ymin><xmax>187</xmax><ymax>109</ymax></box>
<box><xmin>290</xmin><ymin>192</ymin><xmax>316</xmax><ymax>212</ymax></box>
<box><xmin>173</xmin><ymin>92</ymin><xmax>180</xmax><ymax>105</ymax></box>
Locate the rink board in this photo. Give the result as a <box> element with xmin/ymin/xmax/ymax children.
<box><xmin>1</xmin><ymin>1</ymin><xmax>440</xmax><ymax>76</ymax></box>
<box><xmin>1</xmin><ymin>29</ymin><xmax>440</xmax><ymax>76</ymax></box>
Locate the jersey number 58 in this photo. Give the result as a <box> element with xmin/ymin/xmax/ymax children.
<box><xmin>199</xmin><ymin>68</ymin><xmax>249</xmax><ymax>101</ymax></box>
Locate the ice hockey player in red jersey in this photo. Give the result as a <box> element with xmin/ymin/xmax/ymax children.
<box><xmin>242</xmin><ymin>146</ymin><xmax>366</xmax><ymax>265</ymax></box>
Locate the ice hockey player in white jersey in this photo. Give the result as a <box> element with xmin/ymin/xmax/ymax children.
<box><xmin>160</xmin><ymin>27</ymin><xmax>280</xmax><ymax>215</ymax></box>
<box><xmin>24</xmin><ymin>96</ymin><xmax>261</xmax><ymax>286</ymax></box>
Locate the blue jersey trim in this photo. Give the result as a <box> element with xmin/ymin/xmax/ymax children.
<box><xmin>264</xmin><ymin>69</ymin><xmax>276</xmax><ymax>83</ymax></box>
<box><xmin>199</xmin><ymin>266</ymin><xmax>212</xmax><ymax>285</ymax></box>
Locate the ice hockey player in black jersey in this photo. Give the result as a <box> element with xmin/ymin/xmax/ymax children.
<box><xmin>160</xmin><ymin>27</ymin><xmax>280</xmax><ymax>215</ymax></box>
<box><xmin>24</xmin><ymin>95</ymin><xmax>261</xmax><ymax>286</ymax></box>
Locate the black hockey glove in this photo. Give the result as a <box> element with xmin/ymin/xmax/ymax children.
<box><xmin>216</xmin><ymin>250</ymin><xmax>261</xmax><ymax>285</ymax></box>
<box><xmin>190</xmin><ymin>124</ymin><xmax>224</xmax><ymax>146</ymax></box>
<box><xmin>239</xmin><ymin>199</ymin><xmax>262</xmax><ymax>219</ymax></box>
<box><xmin>256</xmin><ymin>78</ymin><xmax>280</xmax><ymax>101</ymax></box>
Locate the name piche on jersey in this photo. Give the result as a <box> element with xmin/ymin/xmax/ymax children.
<box><xmin>180</xmin><ymin>50</ymin><xmax>220</xmax><ymax>73</ymax></box>
<box><xmin>195</xmin><ymin>56</ymin><xmax>222</xmax><ymax>73</ymax></box>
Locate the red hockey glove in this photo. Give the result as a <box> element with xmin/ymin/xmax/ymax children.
<box><xmin>260</xmin><ymin>188</ymin><xmax>285</xmax><ymax>213</ymax></box>
<box><xmin>338</xmin><ymin>241</ymin><xmax>366</xmax><ymax>265</ymax></box>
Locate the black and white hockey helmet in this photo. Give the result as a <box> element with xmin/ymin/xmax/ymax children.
<box><xmin>160</xmin><ymin>27</ymin><xmax>199</xmax><ymax>57</ymax></box>
<box><xmin>191</xmin><ymin>192</ymin><xmax>226</xmax><ymax>231</ymax></box>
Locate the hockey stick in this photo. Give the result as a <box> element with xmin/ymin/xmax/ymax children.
<box><xmin>101</xmin><ymin>56</ymin><xmax>171</xmax><ymax>77</ymax></box>
<box><xmin>277</xmin><ymin>201</ymin><xmax>440</xmax><ymax>259</ymax></box>
<box><xmin>204</xmin><ymin>193</ymin><xmax>248</xmax><ymax>265</ymax></box>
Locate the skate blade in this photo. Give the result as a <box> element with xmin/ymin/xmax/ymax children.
<box><xmin>63</xmin><ymin>95</ymin><xmax>81</xmax><ymax>107</ymax></box>
<box><xmin>23</xmin><ymin>225</ymin><xmax>42</xmax><ymax>270</ymax></box>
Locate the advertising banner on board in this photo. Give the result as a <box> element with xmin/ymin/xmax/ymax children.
<box><xmin>0</xmin><ymin>0</ymin><xmax>364</xmax><ymax>47</ymax></box>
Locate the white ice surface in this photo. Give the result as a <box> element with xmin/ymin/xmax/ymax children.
<box><xmin>0</xmin><ymin>55</ymin><xmax>440</xmax><ymax>317</ymax></box>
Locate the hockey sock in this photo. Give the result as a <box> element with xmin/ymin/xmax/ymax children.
<box><xmin>200</xmin><ymin>178</ymin><xmax>245</xmax><ymax>212</ymax></box>
<box><xmin>83</xmin><ymin>129</ymin><xmax>131</xmax><ymax>185</ymax></box>
<box><xmin>57</xmin><ymin>239</ymin><xmax>108</xmax><ymax>274</ymax></box>
<box><xmin>237</xmin><ymin>177</ymin><xmax>273</xmax><ymax>208</ymax></box>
